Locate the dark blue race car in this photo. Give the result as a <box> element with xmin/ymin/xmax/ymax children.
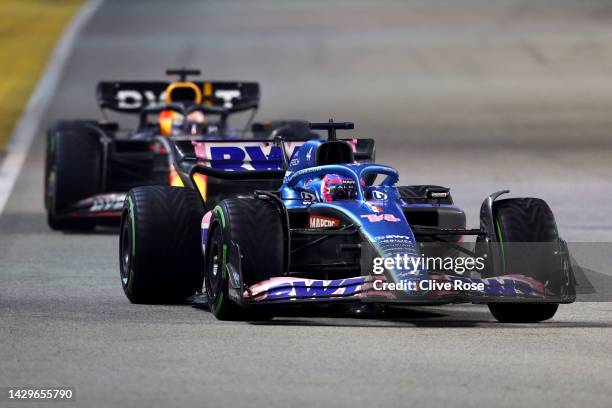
<box><xmin>45</xmin><ymin>68</ymin><xmax>319</xmax><ymax>231</ymax></box>
<box><xmin>118</xmin><ymin>120</ymin><xmax>576</xmax><ymax>323</ymax></box>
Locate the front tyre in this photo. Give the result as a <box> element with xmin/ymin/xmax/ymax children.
<box><xmin>488</xmin><ymin>198</ymin><xmax>562</xmax><ymax>323</ymax></box>
<box><xmin>205</xmin><ymin>197</ymin><xmax>285</xmax><ymax>320</ymax></box>
<box><xmin>120</xmin><ymin>186</ymin><xmax>205</xmax><ymax>303</ymax></box>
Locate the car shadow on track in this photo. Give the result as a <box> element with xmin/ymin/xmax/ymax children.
<box><xmin>190</xmin><ymin>300</ymin><xmax>612</xmax><ymax>327</ymax></box>
<box><xmin>249</xmin><ymin>307</ymin><xmax>490</xmax><ymax>328</ymax></box>
<box><xmin>244</xmin><ymin>306</ymin><xmax>612</xmax><ymax>328</ymax></box>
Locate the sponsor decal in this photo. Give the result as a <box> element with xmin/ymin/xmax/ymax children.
<box><xmin>246</xmin><ymin>277</ymin><xmax>364</xmax><ymax>301</ymax></box>
<box><xmin>90</xmin><ymin>194</ymin><xmax>125</xmax><ymax>212</ymax></box>
<box><xmin>193</xmin><ymin>142</ymin><xmax>303</xmax><ymax>171</ymax></box>
<box><xmin>476</xmin><ymin>275</ymin><xmax>548</xmax><ymax>297</ymax></box>
<box><xmin>300</xmin><ymin>191</ymin><xmax>317</xmax><ymax>203</ymax></box>
<box><xmin>305</xmin><ymin>147</ymin><xmax>313</xmax><ymax>161</ymax></box>
<box><xmin>245</xmin><ymin>274</ymin><xmax>547</xmax><ymax>303</ymax></box>
<box><xmin>430</xmin><ymin>192</ymin><xmax>449</xmax><ymax>198</ymax></box>
<box><xmin>361</xmin><ymin>214</ymin><xmax>401</xmax><ymax>222</ymax></box>
<box><xmin>366</xmin><ymin>202</ymin><xmax>383</xmax><ymax>213</ymax></box>
<box><xmin>214</xmin><ymin>90</ymin><xmax>240</xmax><ymax>108</ymax></box>
<box><xmin>116</xmin><ymin>87</ymin><xmax>242</xmax><ymax>110</ymax></box>
<box><xmin>375</xmin><ymin>234</ymin><xmax>412</xmax><ymax>241</ymax></box>
<box><xmin>371</xmin><ymin>190</ymin><xmax>388</xmax><ymax>200</ymax></box>
<box><xmin>308</xmin><ymin>215</ymin><xmax>340</xmax><ymax>229</ymax></box>
<box><xmin>116</xmin><ymin>89</ymin><xmax>163</xmax><ymax>110</ymax></box>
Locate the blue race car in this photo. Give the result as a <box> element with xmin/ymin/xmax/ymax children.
<box><xmin>118</xmin><ymin>120</ymin><xmax>576</xmax><ymax>323</ymax></box>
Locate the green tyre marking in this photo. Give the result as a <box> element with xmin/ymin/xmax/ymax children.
<box><xmin>213</xmin><ymin>206</ymin><xmax>226</xmax><ymax>228</ymax></box>
<box><xmin>494</xmin><ymin>218</ymin><xmax>506</xmax><ymax>274</ymax></box>
<box><xmin>212</xmin><ymin>242</ymin><xmax>229</xmax><ymax>315</ymax></box>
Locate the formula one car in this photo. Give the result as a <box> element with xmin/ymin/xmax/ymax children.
<box><xmin>45</xmin><ymin>68</ymin><xmax>292</xmax><ymax>230</ymax></box>
<box><xmin>119</xmin><ymin>120</ymin><xmax>576</xmax><ymax>323</ymax></box>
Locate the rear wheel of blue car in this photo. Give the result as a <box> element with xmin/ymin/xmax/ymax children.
<box><xmin>205</xmin><ymin>197</ymin><xmax>284</xmax><ymax>321</ymax></box>
<box><xmin>119</xmin><ymin>186</ymin><xmax>205</xmax><ymax>303</ymax></box>
<box><xmin>488</xmin><ymin>198</ymin><xmax>561</xmax><ymax>323</ymax></box>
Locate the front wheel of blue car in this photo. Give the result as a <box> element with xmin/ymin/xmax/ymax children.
<box><xmin>205</xmin><ymin>197</ymin><xmax>284</xmax><ymax>321</ymax></box>
<box><xmin>487</xmin><ymin>198</ymin><xmax>563</xmax><ymax>323</ymax></box>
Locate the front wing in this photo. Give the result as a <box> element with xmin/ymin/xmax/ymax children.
<box><xmin>242</xmin><ymin>274</ymin><xmax>576</xmax><ymax>305</ymax></box>
<box><xmin>57</xmin><ymin>193</ymin><xmax>125</xmax><ymax>220</ymax></box>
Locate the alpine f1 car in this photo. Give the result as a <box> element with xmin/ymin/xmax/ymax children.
<box><xmin>45</xmin><ymin>68</ymin><xmax>313</xmax><ymax>230</ymax></box>
<box><xmin>118</xmin><ymin>120</ymin><xmax>576</xmax><ymax>323</ymax></box>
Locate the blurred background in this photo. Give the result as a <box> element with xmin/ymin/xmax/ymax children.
<box><xmin>0</xmin><ymin>0</ymin><xmax>82</xmax><ymax>150</ymax></box>
<box><xmin>55</xmin><ymin>0</ymin><xmax>612</xmax><ymax>142</ymax></box>
<box><xmin>3</xmin><ymin>0</ymin><xmax>612</xmax><ymax>239</ymax></box>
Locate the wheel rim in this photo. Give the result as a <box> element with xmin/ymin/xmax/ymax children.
<box><xmin>120</xmin><ymin>218</ymin><xmax>131</xmax><ymax>286</ymax></box>
<box><xmin>205</xmin><ymin>228</ymin><xmax>223</xmax><ymax>303</ymax></box>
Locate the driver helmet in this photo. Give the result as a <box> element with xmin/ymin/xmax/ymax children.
<box><xmin>185</xmin><ymin>110</ymin><xmax>208</xmax><ymax>136</ymax></box>
<box><xmin>158</xmin><ymin>109</ymin><xmax>184</xmax><ymax>137</ymax></box>
<box><xmin>321</xmin><ymin>174</ymin><xmax>357</xmax><ymax>202</ymax></box>
<box><xmin>158</xmin><ymin>109</ymin><xmax>207</xmax><ymax>137</ymax></box>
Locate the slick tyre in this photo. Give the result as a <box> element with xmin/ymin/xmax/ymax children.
<box><xmin>45</xmin><ymin>121</ymin><xmax>101</xmax><ymax>230</ymax></box>
<box><xmin>205</xmin><ymin>198</ymin><xmax>284</xmax><ymax>321</ymax></box>
<box><xmin>120</xmin><ymin>186</ymin><xmax>205</xmax><ymax>303</ymax></box>
<box><xmin>488</xmin><ymin>198</ymin><xmax>561</xmax><ymax>323</ymax></box>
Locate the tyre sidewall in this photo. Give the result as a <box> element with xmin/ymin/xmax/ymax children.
<box><xmin>45</xmin><ymin>122</ymin><xmax>101</xmax><ymax>230</ymax></box>
<box><xmin>120</xmin><ymin>186</ymin><xmax>205</xmax><ymax>303</ymax></box>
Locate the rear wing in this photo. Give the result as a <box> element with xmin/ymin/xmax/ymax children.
<box><xmin>173</xmin><ymin>140</ymin><xmax>298</xmax><ymax>182</ymax></box>
<box><xmin>169</xmin><ymin>138</ymin><xmax>375</xmax><ymax>207</ymax></box>
<box><xmin>96</xmin><ymin>81</ymin><xmax>260</xmax><ymax>113</ymax></box>
<box><xmin>171</xmin><ymin>138</ymin><xmax>376</xmax><ymax>183</ymax></box>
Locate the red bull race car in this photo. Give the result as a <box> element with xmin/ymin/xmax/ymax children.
<box><xmin>44</xmin><ymin>69</ymin><xmax>316</xmax><ymax>230</ymax></box>
<box><xmin>118</xmin><ymin>120</ymin><xmax>576</xmax><ymax>323</ymax></box>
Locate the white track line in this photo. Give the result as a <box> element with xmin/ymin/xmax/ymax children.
<box><xmin>0</xmin><ymin>0</ymin><xmax>104</xmax><ymax>216</ymax></box>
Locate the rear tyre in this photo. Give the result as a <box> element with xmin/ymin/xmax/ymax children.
<box><xmin>120</xmin><ymin>186</ymin><xmax>205</xmax><ymax>303</ymax></box>
<box><xmin>205</xmin><ymin>197</ymin><xmax>284</xmax><ymax>320</ymax></box>
<box><xmin>488</xmin><ymin>198</ymin><xmax>561</xmax><ymax>323</ymax></box>
<box><xmin>45</xmin><ymin>121</ymin><xmax>101</xmax><ymax>230</ymax></box>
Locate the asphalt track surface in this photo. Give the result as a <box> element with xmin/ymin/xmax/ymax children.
<box><xmin>1</xmin><ymin>1</ymin><xmax>612</xmax><ymax>407</ymax></box>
